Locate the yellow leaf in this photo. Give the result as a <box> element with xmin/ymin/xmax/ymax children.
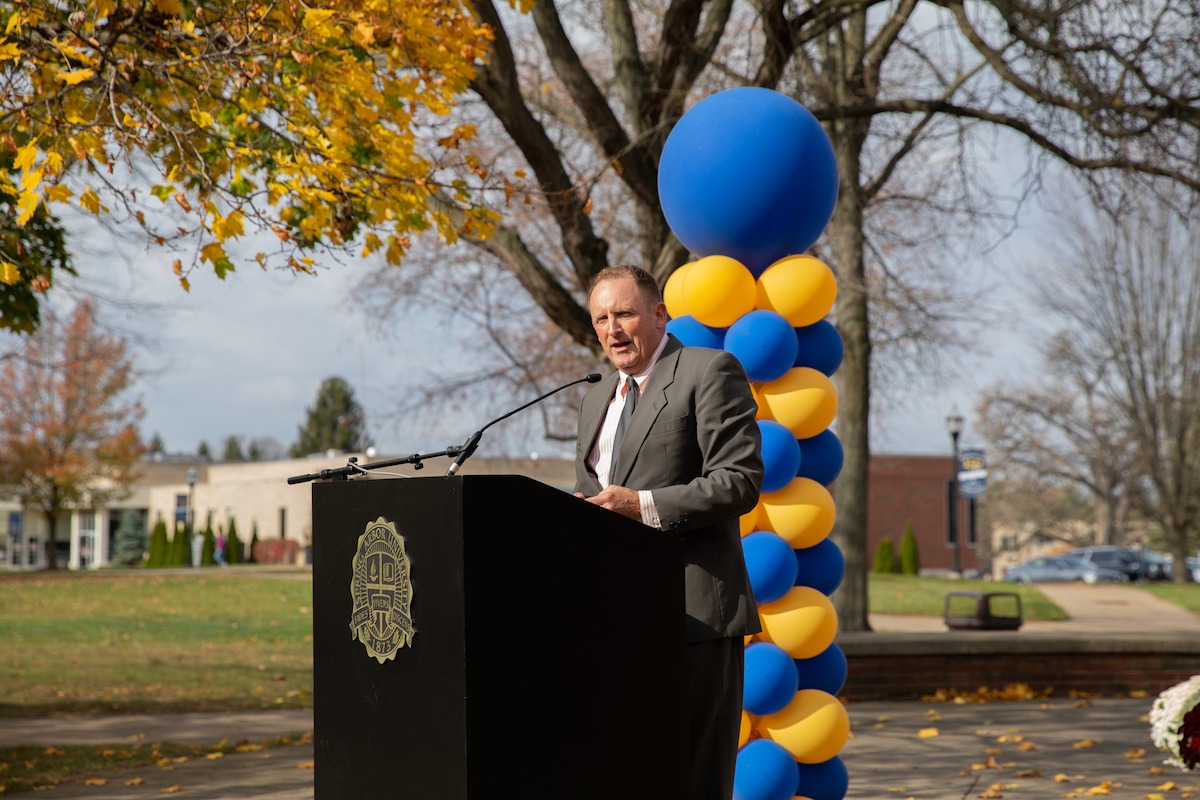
<box><xmin>0</xmin><ymin>260</ymin><xmax>19</xmax><ymax>285</ymax></box>
<box><xmin>45</xmin><ymin>184</ymin><xmax>73</xmax><ymax>203</ymax></box>
<box><xmin>1053</xmin><ymin>774</ymin><xmax>1072</xmax><ymax>782</ymax></box>
<box><xmin>0</xmin><ymin>42</ymin><xmax>19</xmax><ymax>62</ymax></box>
<box><xmin>16</xmin><ymin>189</ymin><xmax>40</xmax><ymax>225</ymax></box>
<box><xmin>125</xmin><ymin>778</ymin><xmax>144</xmax><ymax>786</ymax></box>
<box><xmin>1072</xmin><ymin>738</ymin><xmax>1099</xmax><ymax>749</ymax></box>
<box><xmin>162</xmin><ymin>785</ymin><xmax>184</xmax><ymax>793</ymax></box>
<box><xmin>190</xmin><ymin>108</ymin><xmax>214</xmax><ymax>128</ymax></box>
<box><xmin>917</xmin><ymin>728</ymin><xmax>938</xmax><ymax>738</ymax></box>
<box><xmin>297</xmin><ymin>761</ymin><xmax>315</xmax><ymax>769</ymax></box>
<box><xmin>84</xmin><ymin>777</ymin><xmax>108</xmax><ymax>785</ymax></box>
<box><xmin>154</xmin><ymin>0</ymin><xmax>184</xmax><ymax>14</ymax></box>
<box><xmin>12</xmin><ymin>142</ymin><xmax>36</xmax><ymax>172</ymax></box>
<box><xmin>1084</xmin><ymin>780</ymin><xmax>1113</xmax><ymax>795</ymax></box>
<box><xmin>6</xmin><ymin>11</ymin><xmax>21</xmax><ymax>34</ymax></box>
<box><xmin>79</xmin><ymin>187</ymin><xmax>103</xmax><ymax>215</ymax></box>
<box><xmin>211</xmin><ymin>211</ymin><xmax>245</xmax><ymax>240</ymax></box>
<box><xmin>54</xmin><ymin>68</ymin><xmax>95</xmax><ymax>85</ymax></box>
<box><xmin>1158</xmin><ymin>781</ymin><xmax>1179</xmax><ymax>790</ymax></box>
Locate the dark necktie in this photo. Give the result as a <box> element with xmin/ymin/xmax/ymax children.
<box><xmin>609</xmin><ymin>376</ymin><xmax>639</xmax><ymax>484</ymax></box>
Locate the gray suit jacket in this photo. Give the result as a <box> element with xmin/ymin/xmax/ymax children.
<box><xmin>574</xmin><ymin>335</ymin><xmax>764</xmax><ymax>642</ymax></box>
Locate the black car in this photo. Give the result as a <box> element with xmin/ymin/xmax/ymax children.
<box><xmin>1066</xmin><ymin>546</ymin><xmax>1166</xmax><ymax>581</ymax></box>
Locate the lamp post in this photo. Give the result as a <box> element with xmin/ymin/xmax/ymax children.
<box><xmin>946</xmin><ymin>414</ymin><xmax>963</xmax><ymax>575</ymax></box>
<box><xmin>185</xmin><ymin>467</ymin><xmax>197</xmax><ymax>534</ymax></box>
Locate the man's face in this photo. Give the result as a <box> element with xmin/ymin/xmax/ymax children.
<box><xmin>588</xmin><ymin>276</ymin><xmax>667</xmax><ymax>374</ymax></box>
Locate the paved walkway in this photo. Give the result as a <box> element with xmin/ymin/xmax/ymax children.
<box><xmin>6</xmin><ymin>583</ymin><xmax>1198</xmax><ymax>798</ymax></box>
<box><xmin>870</xmin><ymin>580</ymin><xmax>1200</xmax><ymax>634</ymax></box>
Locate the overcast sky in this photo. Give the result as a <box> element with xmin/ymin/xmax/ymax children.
<box><xmin>47</xmin><ymin>207</ymin><xmax>1042</xmax><ymax>466</ymax></box>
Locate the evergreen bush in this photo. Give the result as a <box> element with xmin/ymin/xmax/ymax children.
<box><xmin>248</xmin><ymin>522</ymin><xmax>260</xmax><ymax>564</ymax></box>
<box><xmin>146</xmin><ymin>519</ymin><xmax>169</xmax><ymax>567</ymax></box>
<box><xmin>225</xmin><ymin>518</ymin><xmax>243</xmax><ymax>565</ymax></box>
<box><xmin>872</xmin><ymin>537</ymin><xmax>897</xmax><ymax>574</ymax></box>
<box><xmin>201</xmin><ymin>526</ymin><xmax>216</xmax><ymax>566</ymax></box>
<box><xmin>112</xmin><ymin>510</ymin><xmax>147</xmax><ymax>566</ymax></box>
<box><xmin>899</xmin><ymin>523</ymin><xmax>921</xmax><ymax>575</ymax></box>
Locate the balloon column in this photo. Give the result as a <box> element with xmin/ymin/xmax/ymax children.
<box><xmin>658</xmin><ymin>88</ymin><xmax>849</xmax><ymax>800</ymax></box>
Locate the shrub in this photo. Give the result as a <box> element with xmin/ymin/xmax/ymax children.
<box><xmin>145</xmin><ymin>519</ymin><xmax>169</xmax><ymax>567</ymax></box>
<box><xmin>112</xmin><ymin>510</ymin><xmax>147</xmax><ymax>566</ymax></box>
<box><xmin>225</xmin><ymin>518</ymin><xmax>243</xmax><ymax>565</ymax></box>
<box><xmin>248</xmin><ymin>522</ymin><xmax>260</xmax><ymax>564</ymax></box>
<box><xmin>873</xmin><ymin>537</ymin><xmax>897</xmax><ymax>574</ymax></box>
<box><xmin>899</xmin><ymin>523</ymin><xmax>921</xmax><ymax>575</ymax></box>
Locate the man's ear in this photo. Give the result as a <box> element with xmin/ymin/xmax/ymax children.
<box><xmin>654</xmin><ymin>301</ymin><xmax>668</xmax><ymax>330</ymax></box>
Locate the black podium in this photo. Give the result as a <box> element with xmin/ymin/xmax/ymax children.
<box><xmin>311</xmin><ymin>475</ymin><xmax>688</xmax><ymax>798</ymax></box>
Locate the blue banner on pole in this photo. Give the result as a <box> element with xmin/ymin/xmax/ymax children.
<box><xmin>957</xmin><ymin>448</ymin><xmax>987</xmax><ymax>499</ymax></box>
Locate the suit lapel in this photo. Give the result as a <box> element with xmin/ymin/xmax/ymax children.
<box><xmin>611</xmin><ymin>336</ymin><xmax>682</xmax><ymax>487</ymax></box>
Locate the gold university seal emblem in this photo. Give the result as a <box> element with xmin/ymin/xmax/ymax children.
<box><xmin>349</xmin><ymin>517</ymin><xmax>415</xmax><ymax>664</ymax></box>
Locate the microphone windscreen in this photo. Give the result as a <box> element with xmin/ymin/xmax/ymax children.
<box><xmin>586</xmin><ymin>373</ymin><xmax>602</xmax><ymax>383</ymax></box>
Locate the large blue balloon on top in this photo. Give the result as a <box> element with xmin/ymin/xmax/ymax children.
<box><xmin>659</xmin><ymin>88</ymin><xmax>839</xmax><ymax>274</ymax></box>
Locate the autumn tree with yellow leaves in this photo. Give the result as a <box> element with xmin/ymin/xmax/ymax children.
<box><xmin>0</xmin><ymin>0</ymin><xmax>494</xmax><ymax>328</ymax></box>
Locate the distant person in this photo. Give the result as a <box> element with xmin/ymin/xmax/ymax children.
<box><xmin>215</xmin><ymin>530</ymin><xmax>227</xmax><ymax>566</ymax></box>
<box><xmin>573</xmin><ymin>264</ymin><xmax>763</xmax><ymax>800</ymax></box>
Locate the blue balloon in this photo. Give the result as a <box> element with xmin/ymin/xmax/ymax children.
<box><xmin>794</xmin><ymin>320</ymin><xmax>844</xmax><ymax>377</ymax></box>
<box><xmin>796</xmin><ymin>756</ymin><xmax>849</xmax><ymax>800</ymax></box>
<box><xmin>794</xmin><ymin>537</ymin><xmax>845</xmax><ymax>596</ymax></box>
<box><xmin>742</xmin><ymin>530</ymin><xmax>798</xmax><ymax>604</ymax></box>
<box><xmin>743</xmin><ymin>642</ymin><xmax>800</xmax><ymax>716</ymax></box>
<box><xmin>796</xmin><ymin>429</ymin><xmax>843</xmax><ymax>486</ymax></box>
<box><xmin>759</xmin><ymin>420</ymin><xmax>802</xmax><ymax>494</ymax></box>
<box><xmin>794</xmin><ymin>644</ymin><xmax>848</xmax><ymax>697</ymax></box>
<box><xmin>666</xmin><ymin>315</ymin><xmax>726</xmax><ymax>349</ymax></box>
<box><xmin>726</xmin><ymin>311</ymin><xmax>798</xmax><ymax>383</ymax></box>
<box><xmin>734</xmin><ymin>739</ymin><xmax>800</xmax><ymax>800</ymax></box>
<box><xmin>659</xmin><ymin>88</ymin><xmax>839</xmax><ymax>275</ymax></box>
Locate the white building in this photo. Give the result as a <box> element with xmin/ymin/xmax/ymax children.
<box><xmin>1</xmin><ymin>453</ymin><xmax>575</xmax><ymax>570</ymax></box>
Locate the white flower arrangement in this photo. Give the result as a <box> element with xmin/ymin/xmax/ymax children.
<box><xmin>1150</xmin><ymin>675</ymin><xmax>1200</xmax><ymax>771</ymax></box>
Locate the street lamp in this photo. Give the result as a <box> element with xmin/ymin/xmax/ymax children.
<box><xmin>185</xmin><ymin>467</ymin><xmax>198</xmax><ymax>534</ymax></box>
<box><xmin>946</xmin><ymin>414</ymin><xmax>963</xmax><ymax>575</ymax></box>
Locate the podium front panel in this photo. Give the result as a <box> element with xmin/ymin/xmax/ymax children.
<box><xmin>313</xmin><ymin>475</ymin><xmax>687</xmax><ymax>799</ymax></box>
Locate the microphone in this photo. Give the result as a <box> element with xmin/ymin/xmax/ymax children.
<box><xmin>444</xmin><ymin>373</ymin><xmax>603</xmax><ymax>476</ymax></box>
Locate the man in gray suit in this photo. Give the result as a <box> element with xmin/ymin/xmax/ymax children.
<box><xmin>574</xmin><ymin>264</ymin><xmax>763</xmax><ymax>800</ymax></box>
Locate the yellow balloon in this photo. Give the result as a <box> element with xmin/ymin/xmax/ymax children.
<box><xmin>739</xmin><ymin>710</ymin><xmax>753</xmax><ymax>748</ymax></box>
<box><xmin>758</xmin><ymin>478</ymin><xmax>835</xmax><ymax>549</ymax></box>
<box><xmin>681</xmin><ymin>255</ymin><xmax>756</xmax><ymax>327</ymax></box>
<box><xmin>664</xmin><ymin>263</ymin><xmax>693</xmax><ymax>319</ymax></box>
<box><xmin>759</xmin><ymin>689</ymin><xmax>850</xmax><ymax>764</ymax></box>
<box><xmin>751</xmin><ymin>382</ymin><xmax>773</xmax><ymax>421</ymax></box>
<box><xmin>756</xmin><ymin>586</ymin><xmax>838</xmax><ymax>659</ymax></box>
<box><xmin>758</xmin><ymin>368</ymin><xmax>838</xmax><ymax>439</ymax></box>
<box><xmin>755</xmin><ymin>255</ymin><xmax>837</xmax><ymax>327</ymax></box>
<box><xmin>740</xmin><ymin>500</ymin><xmax>762</xmax><ymax>537</ymax></box>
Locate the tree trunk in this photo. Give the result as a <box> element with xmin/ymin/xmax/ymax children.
<box><xmin>828</xmin><ymin>126</ymin><xmax>871</xmax><ymax>632</ymax></box>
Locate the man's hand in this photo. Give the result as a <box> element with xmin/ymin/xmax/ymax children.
<box><xmin>576</xmin><ymin>485</ymin><xmax>641</xmax><ymax>521</ymax></box>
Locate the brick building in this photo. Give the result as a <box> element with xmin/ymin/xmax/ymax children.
<box><xmin>868</xmin><ymin>454</ymin><xmax>978</xmax><ymax>575</ymax></box>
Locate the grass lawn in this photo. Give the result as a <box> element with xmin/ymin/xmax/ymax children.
<box><xmin>0</xmin><ymin>568</ymin><xmax>313</xmax><ymax>718</ymax></box>
<box><xmin>868</xmin><ymin>573</ymin><xmax>1070</xmax><ymax>621</ymax></box>
<box><xmin>1134</xmin><ymin>580</ymin><xmax>1200</xmax><ymax>614</ymax></box>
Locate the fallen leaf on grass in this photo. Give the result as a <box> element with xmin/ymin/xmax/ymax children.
<box><xmin>161</xmin><ymin>785</ymin><xmax>184</xmax><ymax>794</ymax></box>
<box><xmin>235</xmin><ymin>743</ymin><xmax>263</xmax><ymax>753</ymax></box>
<box><xmin>1014</xmin><ymin>769</ymin><xmax>1042</xmax><ymax>778</ymax></box>
<box><xmin>204</xmin><ymin>752</ymin><xmax>224</xmax><ymax>761</ymax></box>
<box><xmin>1054</xmin><ymin>774</ymin><xmax>1073</xmax><ymax>783</ymax></box>
<box><xmin>998</xmin><ymin>735</ymin><xmax>1026</xmax><ymax>743</ymax></box>
<box><xmin>84</xmin><ymin>778</ymin><xmax>108</xmax><ymax>785</ymax></box>
<box><xmin>1157</xmin><ymin>781</ymin><xmax>1180</xmax><ymax>791</ymax></box>
<box><xmin>1072</xmin><ymin>738</ymin><xmax>1101</xmax><ymax>749</ymax></box>
<box><xmin>297</xmin><ymin>762</ymin><xmax>315</xmax><ymax>769</ymax></box>
<box><xmin>979</xmin><ymin>781</ymin><xmax>1007</xmax><ymax>798</ymax></box>
<box><xmin>972</xmin><ymin>756</ymin><xmax>1003</xmax><ymax>771</ymax></box>
<box><xmin>1149</xmin><ymin>766</ymin><xmax>1167</xmax><ymax>775</ymax></box>
<box><xmin>125</xmin><ymin>778</ymin><xmax>144</xmax><ymax>786</ymax></box>
<box><xmin>917</xmin><ymin>728</ymin><xmax>939</xmax><ymax>738</ymax></box>
<box><xmin>1125</xmin><ymin>748</ymin><xmax>1146</xmax><ymax>761</ymax></box>
<box><xmin>925</xmin><ymin>709</ymin><xmax>942</xmax><ymax>721</ymax></box>
<box><xmin>1018</xmin><ymin>742</ymin><xmax>1038</xmax><ymax>752</ymax></box>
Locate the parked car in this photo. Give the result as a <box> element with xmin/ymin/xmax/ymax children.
<box><xmin>1137</xmin><ymin>549</ymin><xmax>1173</xmax><ymax>581</ymax></box>
<box><xmin>1161</xmin><ymin>555</ymin><xmax>1200</xmax><ymax>582</ymax></box>
<box><xmin>1066</xmin><ymin>545</ymin><xmax>1162</xmax><ymax>581</ymax></box>
<box><xmin>1004</xmin><ymin>555</ymin><xmax>1129</xmax><ymax>584</ymax></box>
